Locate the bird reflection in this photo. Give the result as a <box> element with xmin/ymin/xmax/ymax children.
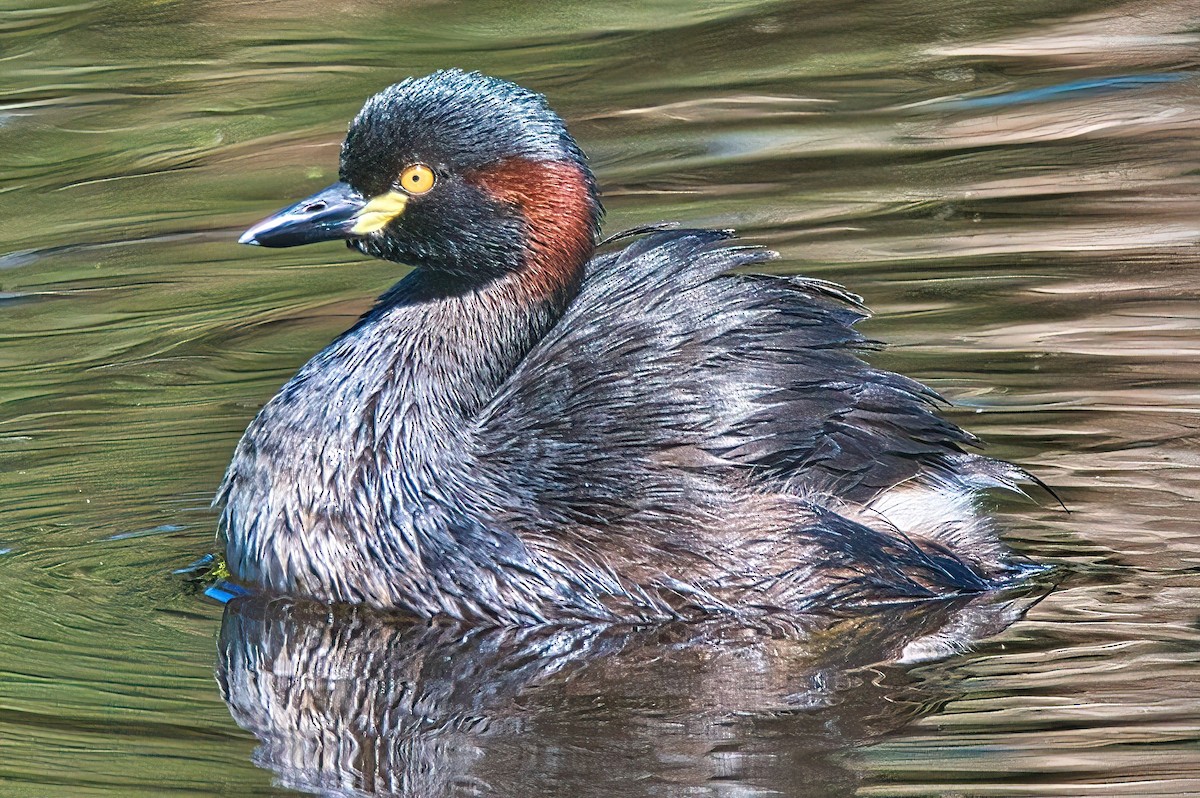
<box><xmin>218</xmin><ymin>590</ymin><xmax>1041</xmax><ymax>797</ymax></box>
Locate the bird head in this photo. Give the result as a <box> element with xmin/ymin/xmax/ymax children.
<box><xmin>240</xmin><ymin>70</ymin><xmax>602</xmax><ymax>285</ymax></box>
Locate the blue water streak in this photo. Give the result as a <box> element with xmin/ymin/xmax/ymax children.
<box><xmin>933</xmin><ymin>72</ymin><xmax>1188</xmax><ymax>111</ymax></box>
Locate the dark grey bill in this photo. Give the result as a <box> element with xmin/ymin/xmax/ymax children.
<box><xmin>238</xmin><ymin>182</ymin><xmax>367</xmax><ymax>248</ymax></box>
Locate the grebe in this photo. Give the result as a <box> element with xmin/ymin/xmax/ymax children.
<box><xmin>220</xmin><ymin>69</ymin><xmax>1034</xmax><ymax>625</ymax></box>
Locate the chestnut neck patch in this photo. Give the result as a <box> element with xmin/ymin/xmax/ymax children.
<box><xmin>473</xmin><ymin>158</ymin><xmax>600</xmax><ymax>301</ymax></box>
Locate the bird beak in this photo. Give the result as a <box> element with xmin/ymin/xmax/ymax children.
<box><xmin>238</xmin><ymin>182</ymin><xmax>409</xmax><ymax>247</ymax></box>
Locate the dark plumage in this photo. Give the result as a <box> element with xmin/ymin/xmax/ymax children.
<box><xmin>220</xmin><ymin>69</ymin><xmax>1036</xmax><ymax>625</ymax></box>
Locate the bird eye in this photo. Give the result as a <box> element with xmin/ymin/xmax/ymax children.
<box><xmin>399</xmin><ymin>164</ymin><xmax>436</xmax><ymax>195</ymax></box>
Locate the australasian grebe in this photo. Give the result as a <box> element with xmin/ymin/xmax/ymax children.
<box><xmin>220</xmin><ymin>69</ymin><xmax>1036</xmax><ymax>625</ymax></box>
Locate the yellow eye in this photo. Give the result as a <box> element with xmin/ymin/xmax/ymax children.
<box><xmin>399</xmin><ymin>164</ymin><xmax>436</xmax><ymax>195</ymax></box>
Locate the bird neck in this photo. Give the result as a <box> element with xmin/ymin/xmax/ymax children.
<box><xmin>368</xmin><ymin>258</ymin><xmax>583</xmax><ymax>426</ymax></box>
<box><xmin>370</xmin><ymin>153</ymin><xmax>599</xmax><ymax>424</ymax></box>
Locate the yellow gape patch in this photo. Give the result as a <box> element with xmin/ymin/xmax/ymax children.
<box><xmin>351</xmin><ymin>191</ymin><xmax>409</xmax><ymax>235</ymax></box>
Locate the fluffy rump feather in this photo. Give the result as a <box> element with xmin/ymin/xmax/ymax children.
<box><xmin>470</xmin><ymin>229</ymin><xmax>1031</xmax><ymax>618</ymax></box>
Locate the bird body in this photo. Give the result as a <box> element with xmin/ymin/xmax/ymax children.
<box><xmin>221</xmin><ymin>70</ymin><xmax>1033</xmax><ymax>625</ymax></box>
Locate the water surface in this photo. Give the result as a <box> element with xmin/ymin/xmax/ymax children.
<box><xmin>2</xmin><ymin>1</ymin><xmax>1199</xmax><ymax>795</ymax></box>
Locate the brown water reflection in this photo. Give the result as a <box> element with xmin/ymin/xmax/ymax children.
<box><xmin>219</xmin><ymin>591</ymin><xmax>1043</xmax><ymax>797</ymax></box>
<box><xmin>1</xmin><ymin>0</ymin><xmax>1199</xmax><ymax>795</ymax></box>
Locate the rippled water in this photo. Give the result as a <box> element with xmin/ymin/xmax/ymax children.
<box><xmin>2</xmin><ymin>1</ymin><xmax>1199</xmax><ymax>795</ymax></box>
